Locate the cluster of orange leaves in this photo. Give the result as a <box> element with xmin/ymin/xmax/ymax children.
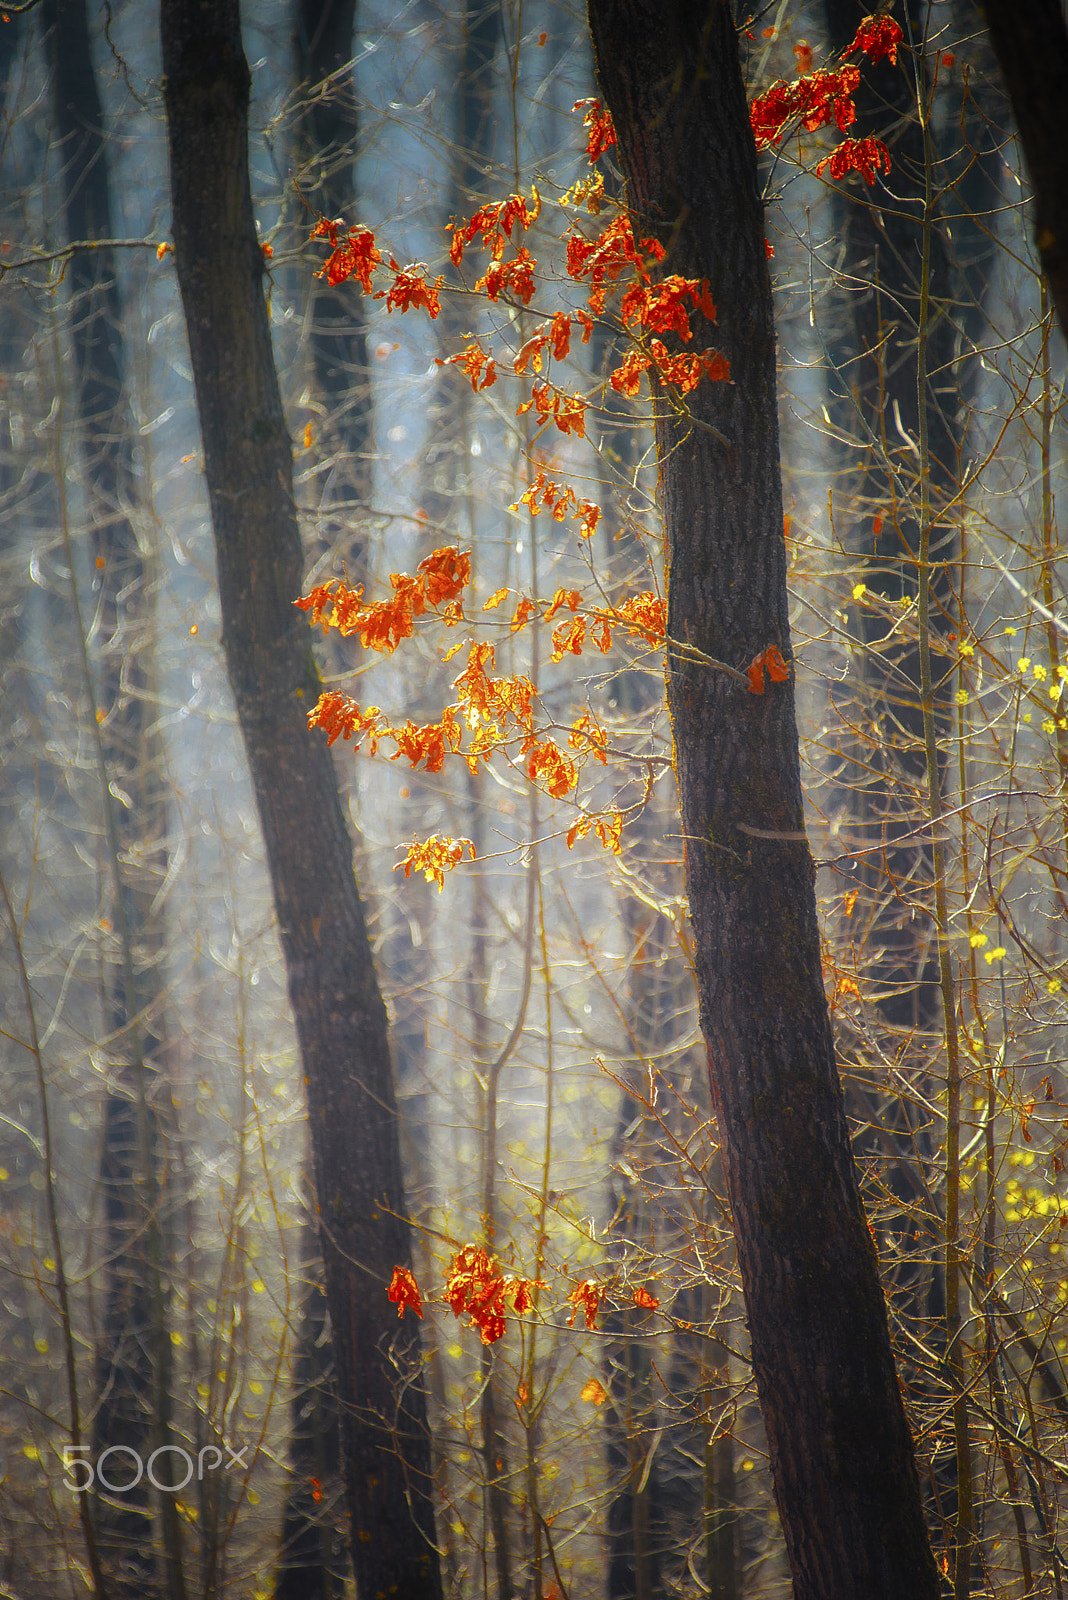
<box><xmin>295</xmin><ymin>545</ymin><xmax>470</xmax><ymax>654</ymax></box>
<box><xmin>389</xmin><ymin>1257</ymin><xmax>660</xmax><ymax>1345</ymax></box>
<box><xmin>748</xmin><ymin>15</ymin><xmax>901</xmax><ymax>185</ymax></box>
<box><xmin>507</xmin><ymin>471</ymin><xmax>601</xmax><ymax>539</ymax></box>
<box><xmin>396</xmin><ymin>834</ymin><xmax>476</xmax><ymax>891</ymax></box>
<box><xmin>448</xmin><ymin>187</ymin><xmax>541</xmax><ymax>268</ymax></box>
<box><xmin>297</xmin><ymin>546</ymin><xmax>668</xmax><ymax>879</ymax></box>
<box><xmin>611</xmin><ymin>341</ymin><xmax>730</xmax><ymax>399</ymax></box>
<box><xmin>444</xmin><ymin>1246</ymin><xmax>544</xmax><ymax>1346</ymax></box>
<box><xmin>302</xmin><ymin>97</ymin><xmax>800</xmax><ymax>890</ymax></box>
<box><xmin>573</xmin><ymin>97</ymin><xmax>617</xmax><ymax>161</ymax></box>
<box><xmin>311</xmin><ymin>216</ymin><xmax>445</xmax><ymax>313</ymax></box>
<box><xmin>815</xmin><ymin>136</ymin><xmax>892</xmax><ymax>186</ymax></box>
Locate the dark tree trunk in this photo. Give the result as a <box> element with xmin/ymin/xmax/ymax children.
<box><xmin>587</xmin><ymin>5</ymin><xmax>940</xmax><ymax>1596</ymax></box>
<box><xmin>982</xmin><ymin>0</ymin><xmax>1068</xmax><ymax>347</ymax></box>
<box><xmin>159</xmin><ymin>6</ymin><xmax>443</xmax><ymax>1598</ymax></box>
<box><xmin>44</xmin><ymin>2</ymin><xmax>184</xmax><ymax>1593</ymax></box>
<box><xmin>293</xmin><ymin>0</ymin><xmax>371</xmax><ymax>528</ymax></box>
<box><xmin>273</xmin><ymin>1202</ymin><xmax>346</xmax><ymax>1600</ymax></box>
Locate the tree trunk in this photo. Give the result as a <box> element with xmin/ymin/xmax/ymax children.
<box><xmin>982</xmin><ymin>0</ymin><xmax>1068</xmax><ymax>347</ymax></box>
<box><xmin>159</xmin><ymin>6</ymin><xmax>443</xmax><ymax>1597</ymax></box>
<box><xmin>45</xmin><ymin>1</ymin><xmax>184</xmax><ymax>1592</ymax></box>
<box><xmin>587</xmin><ymin>5</ymin><xmax>940</xmax><ymax>1596</ymax></box>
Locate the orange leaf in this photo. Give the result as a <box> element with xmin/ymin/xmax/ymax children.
<box><xmin>482</xmin><ymin>588</ymin><xmax>509</xmax><ymax>611</ymax></box>
<box><xmin>573</xmin><ymin>96</ymin><xmax>617</xmax><ymax>160</ymax></box>
<box><xmin>815</xmin><ymin>136</ymin><xmax>891</xmax><ymax>187</ymax></box>
<box><xmin>849</xmin><ymin>15</ymin><xmax>903</xmax><ymax>65</ymax></box>
<box><xmin>747</xmin><ymin>645</ymin><xmax>791</xmax><ymax>694</ymax></box>
<box><xmin>313</xmin><ymin>220</ymin><xmax>382</xmax><ymax>290</ymax></box>
<box><xmin>545</xmin><ymin>586</ymin><xmax>581</xmax><ymax>622</ymax></box>
<box><xmin>395</xmin><ymin>834</ymin><xmax>474</xmax><ymax>891</ymax></box>
<box><xmin>567</xmin><ymin>1279</ymin><xmax>604</xmax><ymax>1330</ymax></box>
<box><xmin>380</xmin><ymin>263</ymin><xmax>444</xmax><ymax>318</ymax></box>
<box><xmin>510</xmin><ymin>597</ymin><xmax>537</xmax><ymax>633</ymax></box>
<box><xmin>632</xmin><ymin>1287</ymin><xmax>660</xmax><ymax>1310</ymax></box>
<box><xmin>527</xmin><ymin>740</ymin><xmax>578</xmax><ymax>798</ymax></box>
<box><xmin>580</xmin><ymin>1377</ymin><xmax>608</xmax><ymax>1405</ymax></box>
<box><xmin>387</xmin><ymin>1265</ymin><xmax>423</xmax><ymax>1319</ymax></box>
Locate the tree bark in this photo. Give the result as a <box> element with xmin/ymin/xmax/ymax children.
<box><xmin>982</xmin><ymin>0</ymin><xmax>1068</xmax><ymax>348</ymax></box>
<box><xmin>587</xmin><ymin>5</ymin><xmax>940</xmax><ymax>1596</ymax></box>
<box><xmin>45</xmin><ymin>1</ymin><xmax>184</xmax><ymax>1591</ymax></box>
<box><xmin>159</xmin><ymin>6</ymin><xmax>442</xmax><ymax>1597</ymax></box>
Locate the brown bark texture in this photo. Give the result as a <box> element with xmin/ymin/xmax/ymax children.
<box><xmin>982</xmin><ymin>0</ymin><xmax>1068</xmax><ymax>349</ymax></box>
<box><xmin>159</xmin><ymin>5</ymin><xmax>442</xmax><ymax>1597</ymax></box>
<box><xmin>587</xmin><ymin>4</ymin><xmax>941</xmax><ymax>1597</ymax></box>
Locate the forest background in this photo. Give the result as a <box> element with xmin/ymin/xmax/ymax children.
<box><xmin>1</xmin><ymin>1</ymin><xmax>1066</xmax><ymax>1598</ymax></box>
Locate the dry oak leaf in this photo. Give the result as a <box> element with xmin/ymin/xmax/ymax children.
<box><xmin>749</xmin><ymin>65</ymin><xmax>860</xmax><ymax>149</ymax></box>
<box><xmin>395</xmin><ymin>834</ymin><xmax>475</xmax><ymax>891</ymax></box>
<box><xmin>574</xmin><ymin>96</ymin><xmax>617</xmax><ymax>161</ymax></box>
<box><xmin>815</xmin><ymin>136</ymin><xmax>891</xmax><ymax>187</ymax></box>
<box><xmin>311</xmin><ymin>216</ymin><xmax>382</xmax><ymax>291</ymax></box>
<box><xmin>849</xmin><ymin>14</ymin><xmax>903</xmax><ymax>65</ymax></box>
<box><xmin>387</xmin><ymin>1266</ymin><xmax>423</xmax><ymax>1319</ymax></box>
<box><xmin>527</xmin><ymin>740</ymin><xmax>578</xmax><ymax>799</ymax></box>
<box><xmin>747</xmin><ymin>644</ymin><xmax>791</xmax><ymax>695</ymax></box>
<box><xmin>567</xmin><ymin>1278</ymin><xmax>605</xmax><ymax>1330</ymax></box>
<box><xmin>444</xmin><ymin>1244</ymin><xmax>545</xmax><ymax>1346</ymax></box>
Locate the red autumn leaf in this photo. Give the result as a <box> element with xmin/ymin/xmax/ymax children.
<box><xmin>815</xmin><ymin>136</ymin><xmax>892</xmax><ymax>187</ymax></box>
<box><xmin>632</xmin><ymin>1287</ymin><xmax>660</xmax><ymax>1310</ymax></box>
<box><xmin>749</xmin><ymin>65</ymin><xmax>860</xmax><ymax>149</ymax></box>
<box><xmin>747</xmin><ymin>644</ymin><xmax>792</xmax><ymax>695</ymax></box>
<box><xmin>619</xmin><ymin>275</ymin><xmax>716</xmax><ymax>341</ymax></box>
<box><xmin>567</xmin><ymin>1278</ymin><xmax>605</xmax><ymax>1330</ymax></box>
<box><xmin>449</xmin><ymin>189</ymin><xmax>541</xmax><ymax>267</ymax></box>
<box><xmin>510</xmin><ymin>597</ymin><xmax>537</xmax><ymax>634</ymax></box>
<box><xmin>387</xmin><ymin>1265</ymin><xmax>423</xmax><ymax>1319</ymax></box>
<box><xmin>514</xmin><ymin>329</ymin><xmax>550</xmax><ymax>375</ymax></box>
<box><xmin>609</xmin><ymin>348</ymin><xmax>652</xmax><ymax>397</ymax></box>
<box><xmin>441</xmin><ymin>338</ymin><xmax>497</xmax><ymax>390</ymax></box>
<box><xmin>418</xmin><ymin>545</ymin><xmax>471</xmax><ymax>607</ymax></box>
<box><xmin>569</xmin><ymin>711</ymin><xmax>608</xmax><ymax>764</ymax></box>
<box><xmin>550</xmin><ymin>311</ymin><xmax>572</xmax><ymax>360</ymax></box>
<box><xmin>527</xmin><ymin>739</ymin><xmax>578</xmax><ymax>799</ymax></box>
<box><xmin>306</xmin><ymin>692</ymin><xmax>385</xmax><ymax>750</ymax></box>
<box><xmin>311</xmin><ymin>218</ymin><xmax>382</xmax><ymax>290</ymax></box>
<box><xmin>577</xmin><ymin>500</ymin><xmax>600</xmax><ymax>539</ymax></box>
<box><xmin>849</xmin><ymin>15</ymin><xmax>904</xmax><ymax>66</ymax></box>
<box><xmin>444</xmin><ymin>1245</ymin><xmax>543</xmax><ymax>1345</ymax></box>
<box><xmin>476</xmin><ymin>246</ymin><xmax>537</xmax><ymax>305</ymax></box>
<box><xmin>544</xmin><ymin>587</ymin><xmax>582</xmax><ymax>622</ymax></box>
<box><xmin>573</xmin><ymin>96</ymin><xmax>617</xmax><ymax>160</ymax></box>
<box><xmin>380</xmin><ymin>261</ymin><xmax>444</xmax><ymax>318</ymax></box>
<box><xmin>389</xmin><ymin>712</ymin><xmax>462</xmax><ymax>774</ymax></box>
<box><xmin>566</xmin><ymin>215</ymin><xmax>665</xmax><ymax>314</ymax></box>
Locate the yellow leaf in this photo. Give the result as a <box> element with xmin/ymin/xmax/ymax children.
<box><xmin>482</xmin><ymin>588</ymin><xmax>509</xmax><ymax>611</ymax></box>
<box><xmin>580</xmin><ymin>1378</ymin><xmax>608</xmax><ymax>1405</ymax></box>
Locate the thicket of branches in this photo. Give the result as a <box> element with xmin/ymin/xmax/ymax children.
<box><xmin>0</xmin><ymin>1</ymin><xmax>1065</xmax><ymax>1598</ymax></box>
